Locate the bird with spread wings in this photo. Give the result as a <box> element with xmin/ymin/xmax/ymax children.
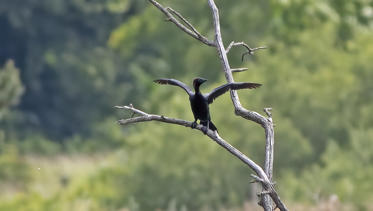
<box><xmin>154</xmin><ymin>77</ymin><xmax>261</xmax><ymax>134</ymax></box>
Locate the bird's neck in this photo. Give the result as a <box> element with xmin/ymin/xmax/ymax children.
<box><xmin>194</xmin><ymin>85</ymin><xmax>201</xmax><ymax>93</ymax></box>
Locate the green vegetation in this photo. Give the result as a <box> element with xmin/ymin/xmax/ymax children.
<box><xmin>0</xmin><ymin>0</ymin><xmax>372</xmax><ymax>210</ymax></box>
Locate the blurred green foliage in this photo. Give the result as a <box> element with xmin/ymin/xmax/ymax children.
<box><xmin>0</xmin><ymin>60</ymin><xmax>24</xmax><ymax>117</ymax></box>
<box><xmin>0</xmin><ymin>0</ymin><xmax>145</xmax><ymax>138</ymax></box>
<box><xmin>0</xmin><ymin>0</ymin><xmax>373</xmax><ymax>210</ymax></box>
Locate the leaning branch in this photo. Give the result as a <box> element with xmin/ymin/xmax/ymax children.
<box><xmin>116</xmin><ymin>105</ymin><xmax>287</xmax><ymax>211</ymax></box>
<box><xmin>148</xmin><ymin>0</ymin><xmax>215</xmax><ymax>47</ymax></box>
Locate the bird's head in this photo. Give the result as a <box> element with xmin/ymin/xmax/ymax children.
<box><xmin>193</xmin><ymin>77</ymin><xmax>207</xmax><ymax>89</ymax></box>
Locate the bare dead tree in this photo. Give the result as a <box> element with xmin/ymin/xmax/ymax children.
<box><xmin>116</xmin><ymin>1</ymin><xmax>289</xmax><ymax>210</ymax></box>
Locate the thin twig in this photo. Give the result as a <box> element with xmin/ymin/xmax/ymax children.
<box><xmin>241</xmin><ymin>47</ymin><xmax>266</xmax><ymax>62</ymax></box>
<box><xmin>263</xmin><ymin>108</ymin><xmax>272</xmax><ymax>118</ymax></box>
<box><xmin>167</xmin><ymin>8</ymin><xmax>203</xmax><ymax>40</ymax></box>
<box><xmin>148</xmin><ymin>0</ymin><xmax>215</xmax><ymax>47</ymax></box>
<box><xmin>251</xmin><ymin>174</ymin><xmax>265</xmax><ymax>183</ymax></box>
<box><xmin>115</xmin><ymin>105</ymin><xmax>148</xmax><ymax>116</ymax></box>
<box><xmin>226</xmin><ymin>41</ymin><xmax>237</xmax><ymax>53</ymax></box>
<box><xmin>264</xmin><ymin>108</ymin><xmax>273</xmax><ymax>123</ymax></box>
<box><xmin>231</xmin><ymin>67</ymin><xmax>249</xmax><ymax>73</ymax></box>
<box><xmin>226</xmin><ymin>41</ymin><xmax>267</xmax><ymax>61</ymax></box>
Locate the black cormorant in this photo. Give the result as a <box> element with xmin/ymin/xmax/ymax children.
<box><xmin>154</xmin><ymin>77</ymin><xmax>261</xmax><ymax>134</ymax></box>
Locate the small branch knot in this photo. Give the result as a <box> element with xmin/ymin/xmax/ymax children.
<box><xmin>257</xmin><ymin>190</ymin><xmax>271</xmax><ymax>197</ymax></box>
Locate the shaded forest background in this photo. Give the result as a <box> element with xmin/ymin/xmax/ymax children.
<box><xmin>0</xmin><ymin>0</ymin><xmax>373</xmax><ymax>210</ymax></box>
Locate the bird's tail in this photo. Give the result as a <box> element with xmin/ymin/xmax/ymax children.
<box><xmin>201</xmin><ymin>120</ymin><xmax>218</xmax><ymax>132</ymax></box>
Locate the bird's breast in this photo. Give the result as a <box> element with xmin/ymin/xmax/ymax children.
<box><xmin>190</xmin><ymin>94</ymin><xmax>210</xmax><ymax>120</ymax></box>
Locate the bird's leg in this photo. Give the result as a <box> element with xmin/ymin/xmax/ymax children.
<box><xmin>191</xmin><ymin>118</ymin><xmax>198</xmax><ymax>129</ymax></box>
<box><xmin>202</xmin><ymin>121</ymin><xmax>209</xmax><ymax>134</ymax></box>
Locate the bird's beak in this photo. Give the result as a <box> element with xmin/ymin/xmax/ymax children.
<box><xmin>201</xmin><ymin>78</ymin><xmax>207</xmax><ymax>83</ymax></box>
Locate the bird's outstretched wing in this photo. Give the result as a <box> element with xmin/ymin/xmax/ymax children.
<box><xmin>154</xmin><ymin>78</ymin><xmax>193</xmax><ymax>96</ymax></box>
<box><xmin>206</xmin><ymin>82</ymin><xmax>261</xmax><ymax>104</ymax></box>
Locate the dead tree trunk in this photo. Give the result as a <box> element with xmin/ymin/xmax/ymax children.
<box><xmin>116</xmin><ymin>1</ymin><xmax>289</xmax><ymax>210</ymax></box>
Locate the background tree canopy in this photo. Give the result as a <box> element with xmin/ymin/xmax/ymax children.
<box><xmin>0</xmin><ymin>0</ymin><xmax>372</xmax><ymax>210</ymax></box>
